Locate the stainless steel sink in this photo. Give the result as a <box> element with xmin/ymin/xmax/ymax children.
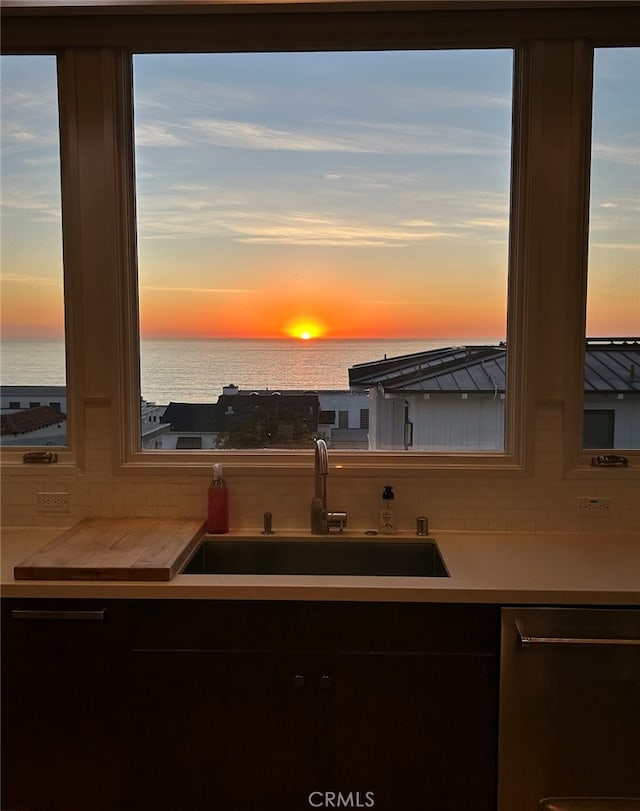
<box><xmin>181</xmin><ymin>538</ymin><xmax>449</xmax><ymax>577</ymax></box>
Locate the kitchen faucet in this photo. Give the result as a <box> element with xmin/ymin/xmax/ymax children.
<box><xmin>310</xmin><ymin>437</ymin><xmax>348</xmax><ymax>534</ymax></box>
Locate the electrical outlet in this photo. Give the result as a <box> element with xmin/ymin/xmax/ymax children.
<box><xmin>36</xmin><ymin>492</ymin><xmax>70</xmax><ymax>512</ymax></box>
<box><xmin>577</xmin><ymin>497</ymin><xmax>611</xmax><ymax>515</ymax></box>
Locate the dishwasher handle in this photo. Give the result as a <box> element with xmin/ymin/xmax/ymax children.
<box><xmin>515</xmin><ymin>620</ymin><xmax>640</xmax><ymax>648</ymax></box>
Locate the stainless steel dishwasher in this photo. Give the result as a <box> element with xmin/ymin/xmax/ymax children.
<box><xmin>498</xmin><ymin>607</ymin><xmax>640</xmax><ymax>811</ymax></box>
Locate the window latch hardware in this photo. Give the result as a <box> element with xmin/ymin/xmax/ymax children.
<box><xmin>591</xmin><ymin>454</ymin><xmax>629</xmax><ymax>467</ymax></box>
<box><xmin>22</xmin><ymin>451</ymin><xmax>58</xmax><ymax>464</ymax></box>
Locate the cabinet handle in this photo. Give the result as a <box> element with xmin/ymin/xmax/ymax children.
<box><xmin>319</xmin><ymin>675</ymin><xmax>332</xmax><ymax>689</ymax></box>
<box><xmin>516</xmin><ymin>621</ymin><xmax>640</xmax><ymax>648</ymax></box>
<box><xmin>292</xmin><ymin>674</ymin><xmax>305</xmax><ymax>689</ymax></box>
<box><xmin>11</xmin><ymin>609</ymin><xmax>106</xmax><ymax>622</ymax></box>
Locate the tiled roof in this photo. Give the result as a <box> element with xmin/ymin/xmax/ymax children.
<box><xmin>1</xmin><ymin>405</ymin><xmax>67</xmax><ymax>436</ymax></box>
<box><xmin>349</xmin><ymin>339</ymin><xmax>640</xmax><ymax>394</ymax></box>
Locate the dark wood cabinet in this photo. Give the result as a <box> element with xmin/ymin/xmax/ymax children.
<box><xmin>130</xmin><ymin>600</ymin><xmax>499</xmax><ymax>811</ymax></box>
<box><xmin>2</xmin><ymin>597</ymin><xmax>499</xmax><ymax>811</ymax></box>
<box><xmin>132</xmin><ymin>649</ymin><xmax>323</xmax><ymax>810</ymax></box>
<box><xmin>327</xmin><ymin>651</ymin><xmax>498</xmax><ymax>809</ymax></box>
<box><xmin>1</xmin><ymin>599</ymin><xmax>131</xmax><ymax>811</ymax></box>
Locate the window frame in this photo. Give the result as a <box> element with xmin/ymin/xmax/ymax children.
<box><xmin>2</xmin><ymin>1</ymin><xmax>638</xmax><ymax>479</ymax></box>
<box><xmin>122</xmin><ymin>40</ymin><xmax>528</xmax><ymax>474</ymax></box>
<box><xmin>577</xmin><ymin>46</ymin><xmax>640</xmax><ymax>461</ymax></box>
<box><xmin>563</xmin><ymin>42</ymin><xmax>640</xmax><ymax>477</ymax></box>
<box><xmin>0</xmin><ymin>50</ymin><xmax>79</xmax><ymax>469</ymax></box>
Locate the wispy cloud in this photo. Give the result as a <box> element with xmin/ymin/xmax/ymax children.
<box><xmin>135</xmin><ymin>78</ymin><xmax>259</xmax><ymax>117</ymax></box>
<box><xmin>339</xmin><ymin>120</ymin><xmax>509</xmax><ymax>156</ymax></box>
<box><xmin>1</xmin><ymin>188</ymin><xmax>61</xmax><ymax>222</ymax></box>
<box><xmin>141</xmin><ymin>209</ymin><xmax>504</xmax><ymax>248</ymax></box>
<box><xmin>189</xmin><ymin>118</ymin><xmax>358</xmax><ymax>153</ymax></box>
<box><xmin>137</xmin><ymin>116</ymin><xmax>510</xmax><ymax>158</ymax></box>
<box><xmin>4</xmin><ymin>128</ymin><xmax>36</xmax><ymax>143</ymax></box>
<box><xmin>590</xmin><ymin>242</ymin><xmax>640</xmax><ymax>251</ymax></box>
<box><xmin>403</xmin><ymin>219</ymin><xmax>439</xmax><ymax>228</ymax></box>
<box><xmin>396</xmin><ymin>85</ymin><xmax>511</xmax><ymax>110</ymax></box>
<box><xmin>592</xmin><ymin>138</ymin><xmax>640</xmax><ymax>166</ymax></box>
<box><xmin>141</xmin><ymin>285</ymin><xmax>257</xmax><ymax>293</ymax></box>
<box><xmin>132</xmin><ymin>52</ymin><xmax>512</xmax><ymax>254</ymax></box>
<box><xmin>136</xmin><ymin>181</ymin><xmax>510</xmax><ymax>247</ymax></box>
<box><xmin>458</xmin><ymin>217</ymin><xmax>509</xmax><ymax>230</ymax></box>
<box><xmin>1</xmin><ymin>87</ymin><xmax>59</xmax><ymax>155</ymax></box>
<box><xmin>1</xmin><ymin>272</ymin><xmax>61</xmax><ymax>285</ymax></box>
<box><xmin>138</xmin><ymin>205</ymin><xmax>456</xmax><ymax>247</ymax></box>
<box><xmin>588</xmin><ymin>195</ymin><xmax>640</xmax><ymax>239</ymax></box>
<box><xmin>228</xmin><ymin>212</ymin><xmax>458</xmax><ymax>248</ymax></box>
<box><xmin>1</xmin><ymin>89</ymin><xmax>58</xmax><ymax>118</ymax></box>
<box><xmin>135</xmin><ymin>123</ymin><xmax>187</xmax><ymax>148</ymax></box>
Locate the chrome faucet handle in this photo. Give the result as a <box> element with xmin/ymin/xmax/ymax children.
<box><xmin>326</xmin><ymin>512</ymin><xmax>348</xmax><ymax>533</ymax></box>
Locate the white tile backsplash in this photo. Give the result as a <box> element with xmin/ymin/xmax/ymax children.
<box><xmin>2</xmin><ymin>402</ymin><xmax>638</xmax><ymax>532</ymax></box>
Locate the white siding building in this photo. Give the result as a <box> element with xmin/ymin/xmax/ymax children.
<box><xmin>350</xmin><ymin>340</ymin><xmax>639</xmax><ymax>451</ymax></box>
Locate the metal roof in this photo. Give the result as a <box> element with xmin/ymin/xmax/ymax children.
<box><xmin>584</xmin><ymin>342</ymin><xmax>640</xmax><ymax>393</ymax></box>
<box><xmin>349</xmin><ymin>339</ymin><xmax>640</xmax><ymax>394</ymax></box>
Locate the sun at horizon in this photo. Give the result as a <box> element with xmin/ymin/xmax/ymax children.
<box><xmin>285</xmin><ymin>318</ymin><xmax>327</xmax><ymax>341</ymax></box>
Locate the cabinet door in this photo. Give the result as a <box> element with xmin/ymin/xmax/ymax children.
<box><xmin>129</xmin><ymin>599</ymin><xmax>499</xmax><ymax>810</ymax></box>
<box><xmin>1</xmin><ymin>599</ymin><xmax>130</xmax><ymax>811</ymax></box>
<box><xmin>324</xmin><ymin>652</ymin><xmax>498</xmax><ymax>811</ymax></box>
<box><xmin>132</xmin><ymin>649</ymin><xmax>324</xmax><ymax>811</ymax></box>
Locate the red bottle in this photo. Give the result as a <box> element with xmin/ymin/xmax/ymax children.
<box><xmin>207</xmin><ymin>463</ymin><xmax>229</xmax><ymax>534</ymax></box>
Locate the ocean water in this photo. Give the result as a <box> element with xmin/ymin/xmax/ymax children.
<box><xmin>1</xmin><ymin>337</ymin><xmax>502</xmax><ymax>404</ymax></box>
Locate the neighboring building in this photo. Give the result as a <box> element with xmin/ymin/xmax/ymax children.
<box><xmin>161</xmin><ymin>387</ymin><xmax>321</xmax><ymax>449</ymax></box>
<box><xmin>349</xmin><ymin>344</ymin><xmax>507</xmax><ymax>451</ymax></box>
<box><xmin>1</xmin><ymin>387</ymin><xmax>168</xmax><ymax>449</ymax></box>
<box><xmin>0</xmin><ymin>405</ymin><xmax>67</xmax><ymax>446</ymax></box>
<box><xmin>315</xmin><ymin>390</ymin><xmax>370</xmax><ymax>449</ymax></box>
<box><xmin>349</xmin><ymin>339</ymin><xmax>640</xmax><ymax>451</ymax></box>
<box><xmin>158</xmin><ymin>402</ymin><xmax>220</xmax><ymax>450</ymax></box>
<box><xmin>5</xmin><ymin>340</ymin><xmax>637</xmax><ymax>451</ymax></box>
<box><xmin>1</xmin><ymin>385</ymin><xmax>67</xmax><ymax>414</ymax></box>
<box><xmin>158</xmin><ymin>387</ymin><xmax>370</xmax><ymax>450</ymax></box>
<box><xmin>140</xmin><ymin>400</ymin><xmax>172</xmax><ymax>450</ymax></box>
<box><xmin>1</xmin><ymin>386</ymin><xmax>68</xmax><ymax>446</ymax></box>
<box><xmin>583</xmin><ymin>339</ymin><xmax>640</xmax><ymax>448</ymax></box>
<box><xmin>216</xmin><ymin>385</ymin><xmax>319</xmax><ymax>448</ymax></box>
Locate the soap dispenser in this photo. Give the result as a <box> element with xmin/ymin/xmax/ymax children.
<box><xmin>380</xmin><ymin>485</ymin><xmax>397</xmax><ymax>534</ymax></box>
<box><xmin>207</xmin><ymin>463</ymin><xmax>229</xmax><ymax>534</ymax></box>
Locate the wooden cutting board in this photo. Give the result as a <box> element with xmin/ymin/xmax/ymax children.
<box><xmin>14</xmin><ymin>517</ymin><xmax>205</xmax><ymax>581</ymax></box>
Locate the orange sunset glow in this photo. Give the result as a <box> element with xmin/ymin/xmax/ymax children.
<box><xmin>137</xmin><ymin>282</ymin><xmax>509</xmax><ymax>341</ymax></box>
<box><xmin>2</xmin><ymin>49</ymin><xmax>637</xmax><ymax>351</ymax></box>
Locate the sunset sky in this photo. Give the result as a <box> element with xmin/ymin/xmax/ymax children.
<box><xmin>1</xmin><ymin>48</ymin><xmax>638</xmax><ymax>342</ymax></box>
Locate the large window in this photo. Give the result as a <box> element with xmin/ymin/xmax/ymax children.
<box><xmin>133</xmin><ymin>50</ymin><xmax>513</xmax><ymax>452</ymax></box>
<box><xmin>0</xmin><ymin>55</ymin><xmax>67</xmax><ymax>448</ymax></box>
<box><xmin>584</xmin><ymin>48</ymin><xmax>640</xmax><ymax>450</ymax></box>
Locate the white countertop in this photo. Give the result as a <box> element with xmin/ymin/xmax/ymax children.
<box><xmin>1</xmin><ymin>526</ymin><xmax>639</xmax><ymax>604</ymax></box>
